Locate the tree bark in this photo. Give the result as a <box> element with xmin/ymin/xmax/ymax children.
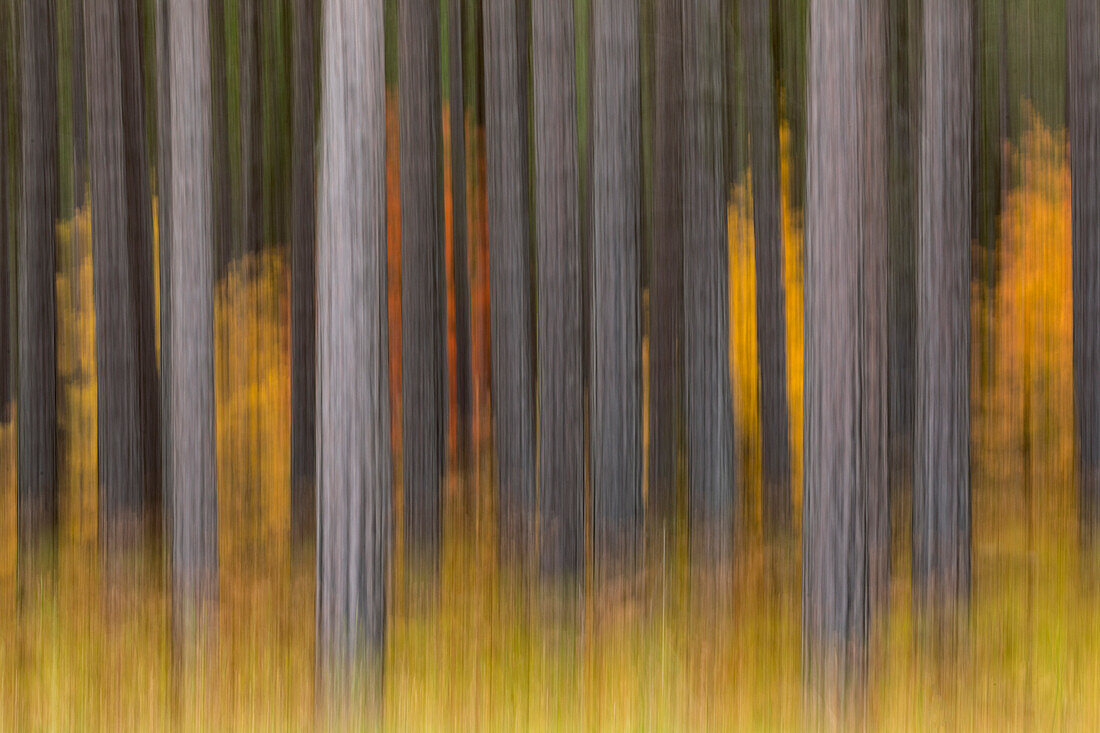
<box><xmin>682</xmin><ymin>0</ymin><xmax>736</xmax><ymax>566</ymax></box>
<box><xmin>18</xmin><ymin>0</ymin><xmax>61</xmax><ymax>553</ymax></box>
<box><xmin>532</xmin><ymin>0</ymin><xmax>583</xmax><ymax>583</ymax></box>
<box><xmin>0</xmin><ymin>2</ymin><xmax>9</xmax><ymax>420</ymax></box>
<box><xmin>399</xmin><ymin>0</ymin><xmax>446</xmax><ymax>585</ymax></box>
<box><xmin>316</xmin><ymin>0</ymin><xmax>391</xmax><ymax>699</ymax></box>
<box><xmin>483</xmin><ymin>0</ymin><xmax>536</xmax><ymax>569</ymax></box>
<box><xmin>210</xmin><ymin>0</ymin><xmax>232</xmax><ymax>280</ymax></box>
<box><xmin>1069</xmin><ymin>0</ymin><xmax>1100</xmax><ymax>558</ymax></box>
<box><xmin>72</xmin><ymin>0</ymin><xmax>87</xmax><ymax>208</ymax></box>
<box><xmin>238</xmin><ymin>0</ymin><xmax>262</xmax><ymax>258</ymax></box>
<box><xmin>290</xmin><ymin>0</ymin><xmax>316</xmax><ymax>544</ymax></box>
<box><xmin>164</xmin><ymin>0</ymin><xmax>219</xmax><ymax>631</ymax></box>
<box><xmin>740</xmin><ymin>0</ymin><xmax>792</xmax><ymax>538</ymax></box>
<box><xmin>590</xmin><ymin>0</ymin><xmax>642</xmax><ymax>582</ymax></box>
<box><xmin>648</xmin><ymin>0</ymin><xmax>684</xmax><ymax>534</ymax></box>
<box><xmin>914</xmin><ymin>0</ymin><xmax>972</xmax><ymax>622</ymax></box>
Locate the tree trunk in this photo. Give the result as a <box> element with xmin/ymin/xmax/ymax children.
<box><xmin>776</xmin><ymin>0</ymin><xmax>807</xmax><ymax>213</ymax></box>
<box><xmin>448</xmin><ymin>0</ymin><xmax>473</xmax><ymax>498</ymax></box>
<box><xmin>740</xmin><ymin>0</ymin><xmax>792</xmax><ymax>538</ymax></box>
<box><xmin>914</xmin><ymin>0</ymin><xmax>972</xmax><ymax>624</ymax></box>
<box><xmin>0</xmin><ymin>3</ymin><xmax>9</xmax><ymax>421</ymax></box>
<box><xmin>532</xmin><ymin>0</ymin><xmax>583</xmax><ymax>583</ymax></box>
<box><xmin>210</xmin><ymin>0</ymin><xmax>232</xmax><ymax>280</ymax></box>
<box><xmin>164</xmin><ymin>0</ymin><xmax>218</xmax><ymax>631</ymax></box>
<box><xmin>316</xmin><ymin>0</ymin><xmax>391</xmax><ymax>699</ymax></box>
<box><xmin>86</xmin><ymin>0</ymin><xmax>144</xmax><ymax>554</ymax></box>
<box><xmin>289</xmin><ymin>0</ymin><xmax>316</xmax><ymax>544</ymax></box>
<box><xmin>590</xmin><ymin>0</ymin><xmax>642</xmax><ymax>582</ymax></box>
<box><xmin>72</xmin><ymin>0</ymin><xmax>87</xmax><ymax>208</ymax></box>
<box><xmin>483</xmin><ymin>0</ymin><xmax>536</xmax><ymax>569</ymax></box>
<box><xmin>120</xmin><ymin>0</ymin><xmax>161</xmax><ymax>529</ymax></box>
<box><xmin>238</xmin><ymin>0</ymin><xmax>262</xmax><ymax>258</ymax></box>
<box><xmin>648</xmin><ymin>0</ymin><xmax>684</xmax><ymax>534</ymax></box>
<box><xmin>18</xmin><ymin>0</ymin><xmax>61</xmax><ymax>553</ymax></box>
<box><xmin>682</xmin><ymin>0</ymin><xmax>736</xmax><ymax>567</ymax></box>
<box><xmin>1069</xmin><ymin>0</ymin><xmax>1100</xmax><ymax>558</ymax></box>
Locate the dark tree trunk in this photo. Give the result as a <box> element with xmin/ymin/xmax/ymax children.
<box><xmin>72</xmin><ymin>0</ymin><xmax>87</xmax><ymax>208</ymax></box>
<box><xmin>740</xmin><ymin>0</ymin><xmax>792</xmax><ymax>538</ymax></box>
<box><xmin>682</xmin><ymin>0</ymin><xmax>736</xmax><ymax>566</ymax></box>
<box><xmin>590</xmin><ymin>0</ymin><xmax>642</xmax><ymax>582</ymax></box>
<box><xmin>18</xmin><ymin>0</ymin><xmax>61</xmax><ymax>554</ymax></box>
<box><xmin>0</xmin><ymin>2</ymin><xmax>9</xmax><ymax>421</ymax></box>
<box><xmin>399</xmin><ymin>0</ymin><xmax>446</xmax><ymax>583</ymax></box>
<box><xmin>289</xmin><ymin>0</ymin><xmax>316</xmax><ymax>544</ymax></box>
<box><xmin>316</xmin><ymin>0</ymin><xmax>391</xmax><ymax>698</ymax></box>
<box><xmin>238</xmin><ymin>0</ymin><xmax>262</xmax><ymax>258</ymax></box>
<box><xmin>914</xmin><ymin>0</ymin><xmax>972</xmax><ymax>623</ymax></box>
<box><xmin>532</xmin><ymin>0</ymin><xmax>583</xmax><ymax>583</ymax></box>
<box><xmin>86</xmin><ymin>0</ymin><xmax>144</xmax><ymax>554</ymax></box>
<box><xmin>120</xmin><ymin>0</ymin><xmax>161</xmax><ymax>530</ymax></box>
<box><xmin>803</xmin><ymin>0</ymin><xmax>889</xmax><ymax>716</ymax></box>
<box><xmin>209</xmin><ymin>0</ymin><xmax>232</xmax><ymax>281</ymax></box>
<box><xmin>448</xmin><ymin>0</ymin><xmax>474</xmax><ymax>494</ymax></box>
<box><xmin>1069</xmin><ymin>0</ymin><xmax>1100</xmax><ymax>558</ymax></box>
<box><xmin>648</xmin><ymin>0</ymin><xmax>684</xmax><ymax>534</ymax></box>
<box><xmin>164</xmin><ymin>0</ymin><xmax>218</xmax><ymax>631</ymax></box>
<box><xmin>776</xmin><ymin>0</ymin><xmax>807</xmax><ymax>213</ymax></box>
<box><xmin>483</xmin><ymin>0</ymin><xmax>536</xmax><ymax>568</ymax></box>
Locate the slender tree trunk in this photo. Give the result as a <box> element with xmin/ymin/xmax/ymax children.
<box><xmin>18</xmin><ymin>0</ymin><xmax>61</xmax><ymax>554</ymax></box>
<box><xmin>914</xmin><ymin>0</ymin><xmax>972</xmax><ymax>624</ymax></box>
<box><xmin>316</xmin><ymin>0</ymin><xmax>391</xmax><ymax>700</ymax></box>
<box><xmin>86</xmin><ymin>0</ymin><xmax>144</xmax><ymax>554</ymax></box>
<box><xmin>448</xmin><ymin>0</ymin><xmax>473</xmax><ymax>496</ymax></box>
<box><xmin>590</xmin><ymin>0</ymin><xmax>642</xmax><ymax>583</ymax></box>
<box><xmin>1069</xmin><ymin>0</ymin><xmax>1100</xmax><ymax>558</ymax></box>
<box><xmin>648</xmin><ymin>0</ymin><xmax>684</xmax><ymax>533</ymax></box>
<box><xmin>483</xmin><ymin>0</ymin><xmax>536</xmax><ymax>569</ymax></box>
<box><xmin>164</xmin><ymin>0</ymin><xmax>218</xmax><ymax>632</ymax></box>
<box><xmin>0</xmin><ymin>5</ymin><xmax>9</xmax><ymax>421</ymax></box>
<box><xmin>210</xmin><ymin>0</ymin><xmax>232</xmax><ymax>281</ymax></box>
<box><xmin>531</xmin><ymin>0</ymin><xmax>583</xmax><ymax>583</ymax></box>
<box><xmin>776</xmin><ymin>0</ymin><xmax>807</xmax><ymax>213</ymax></box>
<box><xmin>290</xmin><ymin>0</ymin><xmax>316</xmax><ymax>544</ymax></box>
<box><xmin>682</xmin><ymin>0</ymin><xmax>736</xmax><ymax>567</ymax></box>
<box><xmin>238</xmin><ymin>0</ymin><xmax>262</xmax><ymax>258</ymax></box>
<box><xmin>72</xmin><ymin>0</ymin><xmax>87</xmax><ymax>209</ymax></box>
<box><xmin>120</xmin><ymin>0</ymin><xmax>161</xmax><ymax>528</ymax></box>
<box><xmin>399</xmin><ymin>0</ymin><xmax>446</xmax><ymax>586</ymax></box>
<box><xmin>740</xmin><ymin>0</ymin><xmax>792</xmax><ymax>538</ymax></box>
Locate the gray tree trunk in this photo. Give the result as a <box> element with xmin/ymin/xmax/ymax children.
<box><xmin>120</xmin><ymin>0</ymin><xmax>161</xmax><ymax>529</ymax></box>
<box><xmin>72</xmin><ymin>0</ymin><xmax>87</xmax><ymax>208</ymax></box>
<box><xmin>0</xmin><ymin>6</ymin><xmax>9</xmax><ymax>420</ymax></box>
<box><xmin>238</xmin><ymin>0</ymin><xmax>262</xmax><ymax>258</ymax></box>
<box><xmin>803</xmin><ymin>0</ymin><xmax>890</xmax><ymax>715</ymax></box>
<box><xmin>316</xmin><ymin>0</ymin><xmax>391</xmax><ymax>699</ymax></box>
<box><xmin>532</xmin><ymin>0</ymin><xmax>583</xmax><ymax>583</ymax></box>
<box><xmin>740</xmin><ymin>0</ymin><xmax>791</xmax><ymax>538</ymax></box>
<box><xmin>483</xmin><ymin>0</ymin><xmax>536</xmax><ymax>569</ymax></box>
<box><xmin>86</xmin><ymin>0</ymin><xmax>144</xmax><ymax>554</ymax></box>
<box><xmin>590</xmin><ymin>0</ymin><xmax>641</xmax><ymax>582</ymax></box>
<box><xmin>648</xmin><ymin>0</ymin><xmax>684</xmax><ymax>533</ymax></box>
<box><xmin>18</xmin><ymin>0</ymin><xmax>61</xmax><ymax>553</ymax></box>
<box><xmin>399</xmin><ymin>0</ymin><xmax>446</xmax><ymax>584</ymax></box>
<box><xmin>290</xmin><ymin>0</ymin><xmax>316</xmax><ymax>544</ymax></box>
<box><xmin>1069</xmin><ymin>0</ymin><xmax>1100</xmax><ymax>556</ymax></box>
<box><xmin>914</xmin><ymin>0</ymin><xmax>971</xmax><ymax>620</ymax></box>
<box><xmin>682</xmin><ymin>0</ymin><xmax>736</xmax><ymax>566</ymax></box>
<box><xmin>164</xmin><ymin>0</ymin><xmax>218</xmax><ymax>630</ymax></box>
<box><xmin>448</xmin><ymin>0</ymin><xmax>474</xmax><ymax>497</ymax></box>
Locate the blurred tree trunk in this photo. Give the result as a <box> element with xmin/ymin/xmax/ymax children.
<box><xmin>289</xmin><ymin>0</ymin><xmax>316</xmax><ymax>545</ymax></box>
<box><xmin>210</xmin><ymin>0</ymin><xmax>232</xmax><ymax>281</ymax></box>
<box><xmin>163</xmin><ymin>0</ymin><xmax>218</xmax><ymax>633</ymax></box>
<box><xmin>590</xmin><ymin>0</ymin><xmax>642</xmax><ymax>582</ymax></box>
<box><xmin>483</xmin><ymin>0</ymin><xmax>536</xmax><ymax>569</ymax></box>
<box><xmin>648</xmin><ymin>0</ymin><xmax>684</xmax><ymax>536</ymax></box>
<box><xmin>532</xmin><ymin>0</ymin><xmax>583</xmax><ymax>583</ymax></box>
<box><xmin>776</xmin><ymin>0</ymin><xmax>807</xmax><ymax>213</ymax></box>
<box><xmin>86</xmin><ymin>0</ymin><xmax>144</xmax><ymax>554</ymax></box>
<box><xmin>18</xmin><ymin>0</ymin><xmax>60</xmax><ymax>555</ymax></box>
<box><xmin>0</xmin><ymin>4</ymin><xmax>9</xmax><ymax>421</ymax></box>
<box><xmin>682</xmin><ymin>0</ymin><xmax>736</xmax><ymax>567</ymax></box>
<box><xmin>914</xmin><ymin>0</ymin><xmax>972</xmax><ymax>625</ymax></box>
<box><xmin>239</xmin><ymin>0</ymin><xmax>262</xmax><ymax>258</ymax></box>
<box><xmin>740</xmin><ymin>0</ymin><xmax>791</xmax><ymax>538</ymax></box>
<box><xmin>448</xmin><ymin>0</ymin><xmax>474</xmax><ymax>503</ymax></box>
<box><xmin>1068</xmin><ymin>0</ymin><xmax>1100</xmax><ymax>557</ymax></box>
<box><xmin>399</xmin><ymin>0</ymin><xmax>446</xmax><ymax>586</ymax></box>
<box><xmin>120</xmin><ymin>0</ymin><xmax>161</xmax><ymax>529</ymax></box>
<box><xmin>72</xmin><ymin>0</ymin><xmax>87</xmax><ymax>209</ymax></box>
<box><xmin>315</xmin><ymin>0</ymin><xmax>391</xmax><ymax>700</ymax></box>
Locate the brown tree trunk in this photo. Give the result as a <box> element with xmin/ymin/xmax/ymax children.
<box><xmin>315</xmin><ymin>0</ymin><xmax>391</xmax><ymax>701</ymax></box>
